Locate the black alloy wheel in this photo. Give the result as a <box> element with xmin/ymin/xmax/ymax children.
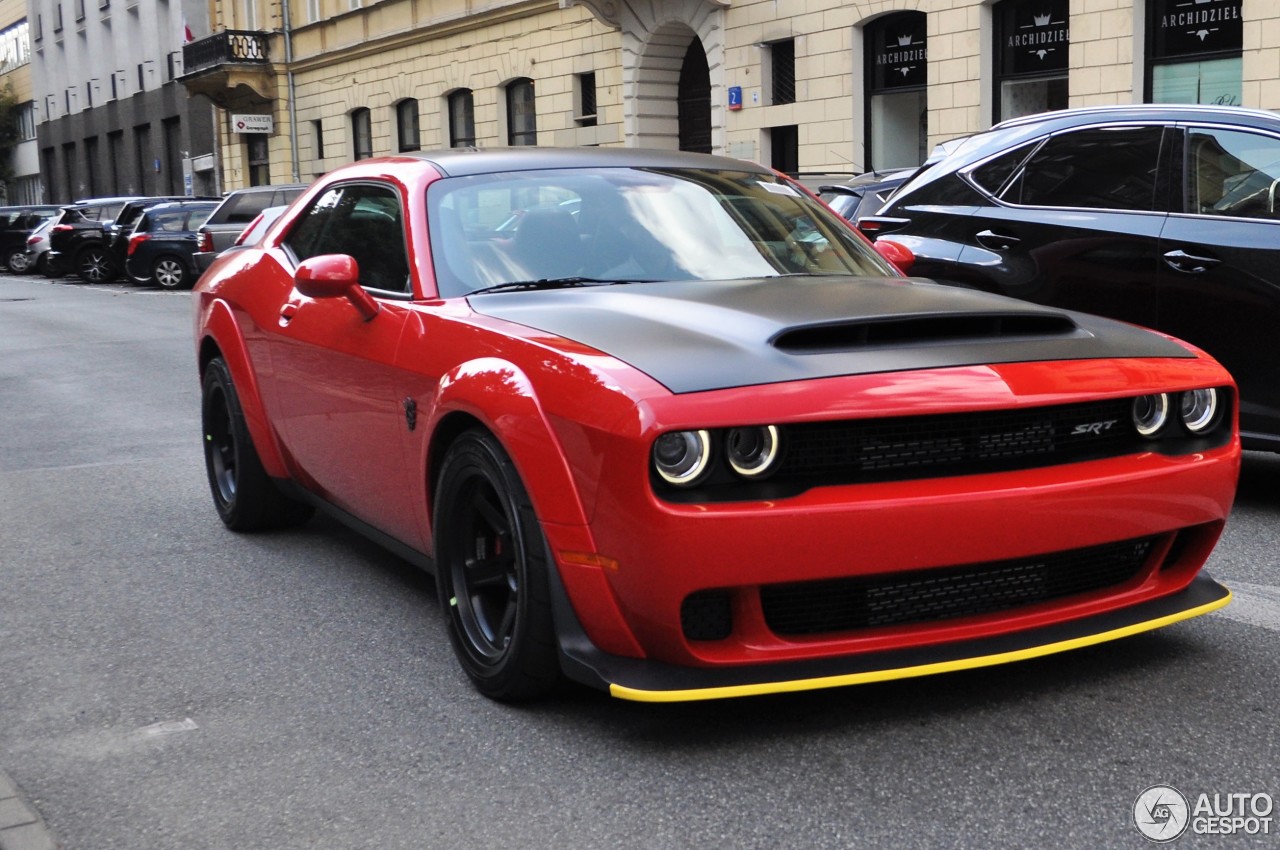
<box><xmin>76</xmin><ymin>246</ymin><xmax>115</xmax><ymax>283</ymax></box>
<box><xmin>201</xmin><ymin>357</ymin><xmax>313</xmax><ymax>531</ymax></box>
<box><xmin>435</xmin><ymin>430</ymin><xmax>559</xmax><ymax>700</ymax></box>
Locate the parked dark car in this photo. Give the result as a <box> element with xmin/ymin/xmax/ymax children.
<box><xmin>45</xmin><ymin>197</ymin><xmax>145</xmax><ymax>281</ymax></box>
<box><xmin>817</xmin><ymin>169</ymin><xmax>915</xmax><ymax>224</ymax></box>
<box><xmin>862</xmin><ymin>104</ymin><xmax>1280</xmax><ymax>452</ymax></box>
<box><xmin>106</xmin><ymin>196</ymin><xmax>217</xmax><ymax>275</ymax></box>
<box><xmin>193</xmin><ymin>184</ymin><xmax>308</xmax><ymax>273</ymax></box>
<box><xmin>0</xmin><ymin>205</ymin><xmax>62</xmax><ymax>272</ymax></box>
<box><xmin>124</xmin><ymin>201</ymin><xmax>219</xmax><ymax>289</ymax></box>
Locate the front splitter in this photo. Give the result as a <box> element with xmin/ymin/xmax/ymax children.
<box><xmin>559</xmin><ymin>574</ymin><xmax>1230</xmax><ymax>703</ymax></box>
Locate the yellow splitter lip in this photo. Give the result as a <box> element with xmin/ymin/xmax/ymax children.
<box><xmin>593</xmin><ymin>575</ymin><xmax>1231</xmax><ymax>703</ymax></box>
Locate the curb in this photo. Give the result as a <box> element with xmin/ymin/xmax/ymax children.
<box><xmin>0</xmin><ymin>770</ymin><xmax>57</xmax><ymax>850</ymax></box>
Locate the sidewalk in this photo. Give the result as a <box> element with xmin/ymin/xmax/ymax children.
<box><xmin>0</xmin><ymin>770</ymin><xmax>57</xmax><ymax>850</ymax></box>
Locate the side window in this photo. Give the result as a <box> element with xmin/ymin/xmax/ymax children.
<box><xmin>1186</xmin><ymin>128</ymin><xmax>1280</xmax><ymax>220</ymax></box>
<box><xmin>283</xmin><ymin>183</ymin><xmax>411</xmax><ymax>294</ymax></box>
<box><xmin>226</xmin><ymin>192</ymin><xmax>272</xmax><ymax>224</ymax></box>
<box><xmin>1003</xmin><ymin>126</ymin><xmax>1165</xmax><ymax>211</ymax></box>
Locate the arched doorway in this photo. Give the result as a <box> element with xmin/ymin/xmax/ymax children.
<box><xmin>678</xmin><ymin>38</ymin><xmax>711</xmax><ymax>153</ymax></box>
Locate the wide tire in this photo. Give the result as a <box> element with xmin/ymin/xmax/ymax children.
<box><xmin>152</xmin><ymin>256</ymin><xmax>189</xmax><ymax>290</ymax></box>
<box><xmin>434</xmin><ymin>430</ymin><xmax>559</xmax><ymax>701</ymax></box>
<box><xmin>76</xmin><ymin>245</ymin><xmax>116</xmax><ymax>283</ymax></box>
<box><xmin>7</xmin><ymin>251</ymin><xmax>30</xmax><ymax>273</ymax></box>
<box><xmin>201</xmin><ymin>357</ymin><xmax>314</xmax><ymax>531</ymax></box>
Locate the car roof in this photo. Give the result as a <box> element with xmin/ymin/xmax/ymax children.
<box><xmin>399</xmin><ymin>146</ymin><xmax>778</xmax><ymax>178</ymax></box>
<box><xmin>991</xmin><ymin>103</ymin><xmax>1280</xmax><ymax>132</ymax></box>
<box><xmin>62</xmin><ymin>196</ymin><xmax>148</xmax><ymax>210</ymax></box>
<box><xmin>140</xmin><ymin>200</ymin><xmax>219</xmax><ymax>214</ymax></box>
<box><xmin>221</xmin><ymin>183</ymin><xmax>310</xmax><ymax>196</ymax></box>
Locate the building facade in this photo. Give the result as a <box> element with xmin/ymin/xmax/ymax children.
<box><xmin>1</xmin><ymin>0</ymin><xmax>40</xmax><ymax>203</ymax></box>
<box><xmin>28</xmin><ymin>0</ymin><xmax>219</xmax><ymax>202</ymax></box>
<box><xmin>179</xmin><ymin>0</ymin><xmax>1273</xmax><ymax>191</ymax></box>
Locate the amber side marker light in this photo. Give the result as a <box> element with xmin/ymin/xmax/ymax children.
<box><xmin>559</xmin><ymin>551</ymin><xmax>620</xmax><ymax>571</ymax></box>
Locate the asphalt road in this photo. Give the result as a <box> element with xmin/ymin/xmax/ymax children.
<box><xmin>1</xmin><ymin>274</ymin><xmax>1278</xmax><ymax>849</ymax></box>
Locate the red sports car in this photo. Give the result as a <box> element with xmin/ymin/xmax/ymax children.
<box><xmin>193</xmin><ymin>148</ymin><xmax>1239</xmax><ymax>702</ymax></box>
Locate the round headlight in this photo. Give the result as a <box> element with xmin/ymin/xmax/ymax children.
<box><xmin>1132</xmin><ymin>393</ymin><xmax>1170</xmax><ymax>437</ymax></box>
<box><xmin>653</xmin><ymin>430</ymin><xmax>712</xmax><ymax>486</ymax></box>
<box><xmin>1180</xmin><ymin>388</ymin><xmax>1221</xmax><ymax>434</ymax></box>
<box><xmin>726</xmin><ymin>425</ymin><xmax>782</xmax><ymax>478</ymax></box>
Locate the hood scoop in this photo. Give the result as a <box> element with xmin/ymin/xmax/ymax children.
<box><xmin>771</xmin><ymin>312</ymin><xmax>1082</xmax><ymax>354</ymax></box>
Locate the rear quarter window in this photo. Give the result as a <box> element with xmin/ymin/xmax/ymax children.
<box><xmin>223</xmin><ymin>192</ymin><xmax>274</xmax><ymax>224</ymax></box>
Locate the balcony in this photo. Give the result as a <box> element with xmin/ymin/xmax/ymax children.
<box><xmin>179</xmin><ymin>30</ymin><xmax>276</xmax><ymax>106</ymax></box>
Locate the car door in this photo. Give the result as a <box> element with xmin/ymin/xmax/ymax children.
<box><xmin>267</xmin><ymin>181</ymin><xmax>424</xmax><ymax>546</ymax></box>
<box><xmin>949</xmin><ymin>124</ymin><xmax>1171</xmax><ymax>330</ymax></box>
<box><xmin>1157</xmin><ymin>123</ymin><xmax>1280</xmax><ymax>447</ymax></box>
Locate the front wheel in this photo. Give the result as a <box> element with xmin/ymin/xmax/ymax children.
<box><xmin>434</xmin><ymin>430</ymin><xmax>559</xmax><ymax>701</ymax></box>
<box><xmin>152</xmin><ymin>256</ymin><xmax>189</xmax><ymax>289</ymax></box>
<box><xmin>201</xmin><ymin>357</ymin><xmax>314</xmax><ymax>531</ymax></box>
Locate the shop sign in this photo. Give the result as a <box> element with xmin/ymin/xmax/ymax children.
<box><xmin>870</xmin><ymin>13</ymin><xmax>927</xmax><ymax>91</ymax></box>
<box><xmin>232</xmin><ymin>114</ymin><xmax>274</xmax><ymax>134</ymax></box>
<box><xmin>999</xmin><ymin>0</ymin><xmax>1069</xmax><ymax>76</ymax></box>
<box><xmin>1151</xmin><ymin>0</ymin><xmax>1243</xmax><ymax>59</ymax></box>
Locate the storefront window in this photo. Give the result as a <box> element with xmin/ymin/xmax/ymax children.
<box><xmin>1148</xmin><ymin>0</ymin><xmax>1242</xmax><ymax>106</ymax></box>
<box><xmin>994</xmin><ymin>0</ymin><xmax>1069</xmax><ymax>121</ymax></box>
<box><xmin>865</xmin><ymin>12</ymin><xmax>927</xmax><ymax>171</ymax></box>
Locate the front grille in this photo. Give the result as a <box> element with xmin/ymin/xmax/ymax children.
<box><xmin>759</xmin><ymin>537</ymin><xmax>1156</xmax><ymax>637</ymax></box>
<box><xmin>783</xmin><ymin>399</ymin><xmax>1133</xmax><ymax>482</ymax></box>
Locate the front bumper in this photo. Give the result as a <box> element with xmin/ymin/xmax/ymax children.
<box><xmin>557</xmin><ymin>574</ymin><xmax>1230</xmax><ymax>702</ymax></box>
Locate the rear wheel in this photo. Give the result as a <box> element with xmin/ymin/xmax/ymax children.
<box><xmin>7</xmin><ymin>251</ymin><xmax>30</xmax><ymax>273</ymax></box>
<box><xmin>201</xmin><ymin>357</ymin><xmax>314</xmax><ymax>531</ymax></box>
<box><xmin>434</xmin><ymin>430</ymin><xmax>559</xmax><ymax>701</ymax></box>
<box><xmin>76</xmin><ymin>245</ymin><xmax>115</xmax><ymax>283</ymax></box>
<box><xmin>152</xmin><ymin>256</ymin><xmax>189</xmax><ymax>289</ymax></box>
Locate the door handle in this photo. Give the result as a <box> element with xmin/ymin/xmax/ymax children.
<box><xmin>1163</xmin><ymin>249</ymin><xmax>1221</xmax><ymax>274</ymax></box>
<box><xmin>974</xmin><ymin>229</ymin><xmax>1021</xmax><ymax>251</ymax></box>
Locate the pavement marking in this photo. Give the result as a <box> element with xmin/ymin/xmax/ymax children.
<box><xmin>1216</xmin><ymin>580</ymin><xmax>1280</xmax><ymax>633</ymax></box>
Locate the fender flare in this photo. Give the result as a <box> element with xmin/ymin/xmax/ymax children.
<box><xmin>197</xmin><ymin>299</ymin><xmax>291</xmax><ymax>479</ymax></box>
<box><xmin>425</xmin><ymin>357</ymin><xmax>590</xmax><ymax>530</ymax></box>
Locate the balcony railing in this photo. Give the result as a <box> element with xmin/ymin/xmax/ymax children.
<box><xmin>183</xmin><ymin>30</ymin><xmax>270</xmax><ymax>75</ymax></box>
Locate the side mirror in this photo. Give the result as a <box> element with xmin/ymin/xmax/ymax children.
<box><xmin>874</xmin><ymin>239</ymin><xmax>915</xmax><ymax>276</ymax></box>
<box><xmin>295</xmin><ymin>254</ymin><xmax>379</xmax><ymax>321</ymax></box>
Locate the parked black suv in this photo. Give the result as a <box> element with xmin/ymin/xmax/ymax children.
<box><xmin>0</xmin><ymin>205</ymin><xmax>62</xmax><ymax>272</ymax></box>
<box><xmin>862</xmin><ymin>104</ymin><xmax>1280</xmax><ymax>451</ymax></box>
<box><xmin>45</xmin><ymin>197</ymin><xmax>145</xmax><ymax>282</ymax></box>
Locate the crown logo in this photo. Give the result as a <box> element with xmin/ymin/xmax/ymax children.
<box><xmin>897</xmin><ymin>34</ymin><xmax>913</xmax><ymax>46</ymax></box>
<box><xmin>1033</xmin><ymin>13</ymin><xmax>1051</xmax><ymax>26</ymax></box>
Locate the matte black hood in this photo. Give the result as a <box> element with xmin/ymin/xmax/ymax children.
<box><xmin>469</xmin><ymin>277</ymin><xmax>1191</xmax><ymax>394</ymax></box>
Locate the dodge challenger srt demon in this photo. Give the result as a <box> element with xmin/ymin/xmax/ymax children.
<box><xmin>193</xmin><ymin>147</ymin><xmax>1239</xmax><ymax>702</ymax></box>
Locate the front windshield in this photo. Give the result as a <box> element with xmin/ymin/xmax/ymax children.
<box><xmin>427</xmin><ymin>166</ymin><xmax>895</xmax><ymax>297</ymax></box>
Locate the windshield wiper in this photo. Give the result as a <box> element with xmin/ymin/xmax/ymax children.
<box><xmin>465</xmin><ymin>277</ymin><xmax>655</xmax><ymax>296</ymax></box>
<box><xmin>467</xmin><ymin>277</ymin><xmax>656</xmax><ymax>295</ymax></box>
